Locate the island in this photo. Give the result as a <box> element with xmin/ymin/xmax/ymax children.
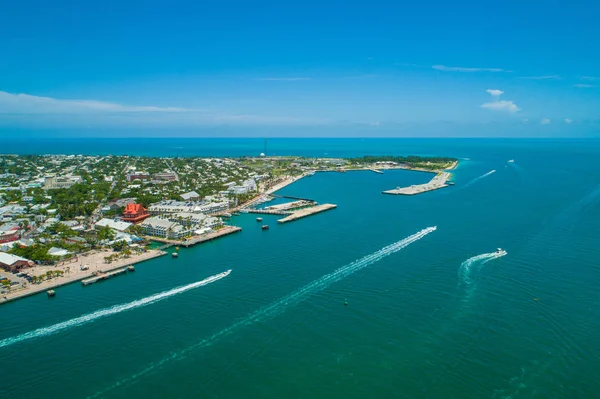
<box><xmin>0</xmin><ymin>153</ymin><xmax>457</xmax><ymax>302</ymax></box>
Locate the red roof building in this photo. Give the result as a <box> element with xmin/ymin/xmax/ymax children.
<box><xmin>122</xmin><ymin>203</ymin><xmax>150</xmax><ymax>224</ymax></box>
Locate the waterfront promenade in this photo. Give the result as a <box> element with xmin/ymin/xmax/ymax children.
<box><xmin>0</xmin><ymin>249</ymin><xmax>166</xmax><ymax>304</ymax></box>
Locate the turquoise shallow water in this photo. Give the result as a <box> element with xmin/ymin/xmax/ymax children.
<box><xmin>1</xmin><ymin>139</ymin><xmax>600</xmax><ymax>398</ymax></box>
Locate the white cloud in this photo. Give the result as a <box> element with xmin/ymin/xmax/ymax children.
<box><xmin>574</xmin><ymin>83</ymin><xmax>594</xmax><ymax>88</ymax></box>
<box><xmin>0</xmin><ymin>90</ymin><xmax>325</xmax><ymax>126</ymax></box>
<box><xmin>486</xmin><ymin>89</ymin><xmax>504</xmax><ymax>97</ymax></box>
<box><xmin>254</xmin><ymin>77</ymin><xmax>311</xmax><ymax>81</ymax></box>
<box><xmin>564</xmin><ymin>118</ymin><xmax>573</xmax><ymax>124</ymax></box>
<box><xmin>519</xmin><ymin>75</ymin><xmax>560</xmax><ymax>80</ymax></box>
<box><xmin>0</xmin><ymin>91</ymin><xmax>189</xmax><ymax>114</ymax></box>
<box><xmin>432</xmin><ymin>65</ymin><xmax>508</xmax><ymax>72</ymax></box>
<box><xmin>481</xmin><ymin>89</ymin><xmax>520</xmax><ymax>113</ymax></box>
<box><xmin>541</xmin><ymin>118</ymin><xmax>551</xmax><ymax>124</ymax></box>
<box><xmin>481</xmin><ymin>100</ymin><xmax>520</xmax><ymax>113</ymax></box>
<box><xmin>581</xmin><ymin>76</ymin><xmax>600</xmax><ymax>81</ymax></box>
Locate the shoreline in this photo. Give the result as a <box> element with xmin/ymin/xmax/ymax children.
<box><xmin>0</xmin><ymin>249</ymin><xmax>166</xmax><ymax>305</ymax></box>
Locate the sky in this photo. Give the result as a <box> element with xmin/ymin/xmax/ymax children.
<box><xmin>1</xmin><ymin>0</ymin><xmax>599</xmax><ymax>137</ymax></box>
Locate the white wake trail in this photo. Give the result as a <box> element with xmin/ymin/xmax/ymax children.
<box><xmin>462</xmin><ymin>169</ymin><xmax>496</xmax><ymax>189</ymax></box>
<box><xmin>0</xmin><ymin>270</ymin><xmax>231</xmax><ymax>349</ymax></box>
<box><xmin>89</xmin><ymin>227</ymin><xmax>437</xmax><ymax>398</ymax></box>
<box><xmin>459</xmin><ymin>251</ymin><xmax>506</xmax><ymax>285</ymax></box>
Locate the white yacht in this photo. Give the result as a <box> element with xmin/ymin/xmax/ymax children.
<box><xmin>495</xmin><ymin>248</ymin><xmax>507</xmax><ymax>256</ymax></box>
<box><xmin>508</xmin><ymin>159</ymin><xmax>515</xmax><ymax>163</ymax></box>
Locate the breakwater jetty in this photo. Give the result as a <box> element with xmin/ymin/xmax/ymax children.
<box><xmin>277</xmin><ymin>204</ymin><xmax>337</xmax><ymax>223</ymax></box>
<box><xmin>383</xmin><ymin>171</ymin><xmax>452</xmax><ymax>195</ymax></box>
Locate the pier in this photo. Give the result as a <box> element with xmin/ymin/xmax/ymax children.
<box><xmin>149</xmin><ymin>225</ymin><xmax>242</xmax><ymax>247</ymax></box>
<box><xmin>369</xmin><ymin>168</ymin><xmax>384</xmax><ymax>174</ymax></box>
<box><xmin>265</xmin><ymin>199</ymin><xmax>316</xmax><ymax>211</ymax></box>
<box><xmin>82</xmin><ymin>267</ymin><xmax>128</xmax><ymax>286</ymax></box>
<box><xmin>246</xmin><ymin>209</ymin><xmax>290</xmax><ymax>215</ymax></box>
<box><xmin>383</xmin><ymin>171</ymin><xmax>451</xmax><ymax>195</ymax></box>
<box><xmin>277</xmin><ymin>204</ymin><xmax>337</xmax><ymax>223</ymax></box>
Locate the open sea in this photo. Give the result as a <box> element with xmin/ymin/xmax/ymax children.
<box><xmin>1</xmin><ymin>138</ymin><xmax>600</xmax><ymax>399</ymax></box>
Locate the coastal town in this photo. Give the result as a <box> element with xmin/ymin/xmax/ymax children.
<box><xmin>0</xmin><ymin>153</ymin><xmax>456</xmax><ymax>303</ymax></box>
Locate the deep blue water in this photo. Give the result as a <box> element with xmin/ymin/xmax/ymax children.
<box><xmin>0</xmin><ymin>138</ymin><xmax>599</xmax><ymax>399</ymax></box>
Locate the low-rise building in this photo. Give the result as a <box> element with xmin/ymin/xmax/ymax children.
<box><xmin>139</xmin><ymin>217</ymin><xmax>192</xmax><ymax>239</ymax></box>
<box><xmin>122</xmin><ymin>203</ymin><xmax>150</xmax><ymax>224</ymax></box>
<box><xmin>180</xmin><ymin>191</ymin><xmax>200</xmax><ymax>201</ymax></box>
<box><xmin>153</xmin><ymin>172</ymin><xmax>178</xmax><ymax>181</ymax></box>
<box><xmin>126</xmin><ymin>171</ymin><xmax>150</xmax><ymax>182</ymax></box>
<box><xmin>0</xmin><ymin>253</ymin><xmax>33</xmax><ymax>272</ymax></box>
<box><xmin>95</xmin><ymin>218</ymin><xmax>133</xmax><ymax>232</ymax></box>
<box><xmin>43</xmin><ymin>175</ymin><xmax>82</xmax><ymax>189</ymax></box>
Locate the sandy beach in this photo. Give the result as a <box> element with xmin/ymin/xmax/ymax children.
<box><xmin>1</xmin><ymin>248</ymin><xmax>165</xmax><ymax>304</ymax></box>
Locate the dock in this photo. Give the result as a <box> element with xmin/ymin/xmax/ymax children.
<box><xmin>149</xmin><ymin>225</ymin><xmax>242</xmax><ymax>247</ymax></box>
<box><xmin>369</xmin><ymin>168</ymin><xmax>384</xmax><ymax>174</ymax></box>
<box><xmin>277</xmin><ymin>204</ymin><xmax>337</xmax><ymax>223</ymax></box>
<box><xmin>82</xmin><ymin>267</ymin><xmax>128</xmax><ymax>286</ymax></box>
<box><xmin>265</xmin><ymin>200</ymin><xmax>316</xmax><ymax>211</ymax></box>
<box><xmin>383</xmin><ymin>171</ymin><xmax>451</xmax><ymax>195</ymax></box>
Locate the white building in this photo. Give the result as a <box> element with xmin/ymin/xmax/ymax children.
<box><xmin>43</xmin><ymin>175</ymin><xmax>82</xmax><ymax>189</ymax></box>
<box><xmin>139</xmin><ymin>217</ymin><xmax>192</xmax><ymax>239</ymax></box>
<box><xmin>95</xmin><ymin>218</ymin><xmax>133</xmax><ymax>232</ymax></box>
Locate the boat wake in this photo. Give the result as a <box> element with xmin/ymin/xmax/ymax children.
<box><xmin>462</xmin><ymin>169</ymin><xmax>496</xmax><ymax>188</ymax></box>
<box><xmin>459</xmin><ymin>250</ymin><xmax>507</xmax><ymax>286</ymax></box>
<box><xmin>89</xmin><ymin>227</ymin><xmax>437</xmax><ymax>398</ymax></box>
<box><xmin>0</xmin><ymin>271</ymin><xmax>231</xmax><ymax>349</ymax></box>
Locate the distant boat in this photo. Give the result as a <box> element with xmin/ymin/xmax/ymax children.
<box><xmin>262</xmin><ymin>225</ymin><xmax>270</xmax><ymax>230</ymax></box>
<box><xmin>508</xmin><ymin>159</ymin><xmax>515</xmax><ymax>163</ymax></box>
<box><xmin>222</xmin><ymin>212</ymin><xmax>232</xmax><ymax>218</ymax></box>
<box><xmin>128</xmin><ymin>266</ymin><xmax>135</xmax><ymax>272</ymax></box>
<box><xmin>307</xmin><ymin>171</ymin><xmax>315</xmax><ymax>176</ymax></box>
<box><xmin>256</xmin><ymin>217</ymin><xmax>263</xmax><ymax>222</ymax></box>
<box><xmin>495</xmin><ymin>248</ymin><xmax>507</xmax><ymax>256</ymax></box>
<box><xmin>172</xmin><ymin>252</ymin><xmax>179</xmax><ymax>258</ymax></box>
<box><xmin>240</xmin><ymin>209</ymin><xmax>249</xmax><ymax>213</ymax></box>
<box><xmin>47</xmin><ymin>290</ymin><xmax>55</xmax><ymax>297</ymax></box>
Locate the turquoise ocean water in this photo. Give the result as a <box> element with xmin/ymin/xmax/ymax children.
<box><xmin>1</xmin><ymin>139</ymin><xmax>600</xmax><ymax>398</ymax></box>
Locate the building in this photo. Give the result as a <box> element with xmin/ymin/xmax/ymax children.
<box><xmin>180</xmin><ymin>191</ymin><xmax>200</xmax><ymax>201</ymax></box>
<box><xmin>48</xmin><ymin>247</ymin><xmax>71</xmax><ymax>257</ymax></box>
<box><xmin>0</xmin><ymin>229</ymin><xmax>19</xmax><ymax>244</ymax></box>
<box><xmin>148</xmin><ymin>200</ymin><xmax>199</xmax><ymax>215</ymax></box>
<box><xmin>126</xmin><ymin>171</ymin><xmax>150</xmax><ymax>182</ymax></box>
<box><xmin>122</xmin><ymin>203</ymin><xmax>150</xmax><ymax>224</ymax></box>
<box><xmin>0</xmin><ymin>253</ymin><xmax>33</xmax><ymax>272</ymax></box>
<box><xmin>43</xmin><ymin>175</ymin><xmax>83</xmax><ymax>189</ymax></box>
<box><xmin>166</xmin><ymin>212</ymin><xmax>207</xmax><ymax>227</ymax></box>
<box><xmin>153</xmin><ymin>172</ymin><xmax>178</xmax><ymax>181</ymax></box>
<box><xmin>139</xmin><ymin>217</ymin><xmax>192</xmax><ymax>239</ymax></box>
<box><xmin>196</xmin><ymin>201</ymin><xmax>229</xmax><ymax>214</ymax></box>
<box><xmin>95</xmin><ymin>218</ymin><xmax>133</xmax><ymax>232</ymax></box>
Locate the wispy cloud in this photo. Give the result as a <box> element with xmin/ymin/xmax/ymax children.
<box><xmin>481</xmin><ymin>89</ymin><xmax>520</xmax><ymax>113</ymax></box>
<box><xmin>0</xmin><ymin>91</ymin><xmax>190</xmax><ymax>114</ymax></box>
<box><xmin>432</xmin><ymin>65</ymin><xmax>509</xmax><ymax>73</ymax></box>
<box><xmin>481</xmin><ymin>101</ymin><xmax>520</xmax><ymax>112</ymax></box>
<box><xmin>541</xmin><ymin>118</ymin><xmax>551</xmax><ymax>125</ymax></box>
<box><xmin>518</xmin><ymin>75</ymin><xmax>560</xmax><ymax>80</ymax></box>
<box><xmin>574</xmin><ymin>83</ymin><xmax>595</xmax><ymax>88</ymax></box>
<box><xmin>0</xmin><ymin>91</ymin><xmax>325</xmax><ymax>126</ymax></box>
<box><xmin>565</xmin><ymin>118</ymin><xmax>573</xmax><ymax>124</ymax></box>
<box><xmin>254</xmin><ymin>77</ymin><xmax>311</xmax><ymax>81</ymax></box>
<box><xmin>581</xmin><ymin>76</ymin><xmax>600</xmax><ymax>81</ymax></box>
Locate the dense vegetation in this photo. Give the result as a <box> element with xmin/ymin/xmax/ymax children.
<box><xmin>352</xmin><ymin>155</ymin><xmax>457</xmax><ymax>170</ymax></box>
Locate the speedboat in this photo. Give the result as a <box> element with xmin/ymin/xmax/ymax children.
<box><xmin>508</xmin><ymin>159</ymin><xmax>515</xmax><ymax>163</ymax></box>
<box><xmin>495</xmin><ymin>248</ymin><xmax>507</xmax><ymax>256</ymax></box>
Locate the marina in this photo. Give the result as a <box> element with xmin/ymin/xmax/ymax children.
<box><xmin>148</xmin><ymin>225</ymin><xmax>242</xmax><ymax>248</ymax></box>
<box><xmin>382</xmin><ymin>171</ymin><xmax>452</xmax><ymax>195</ymax></box>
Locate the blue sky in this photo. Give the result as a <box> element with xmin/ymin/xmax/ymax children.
<box><xmin>1</xmin><ymin>0</ymin><xmax>599</xmax><ymax>137</ymax></box>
